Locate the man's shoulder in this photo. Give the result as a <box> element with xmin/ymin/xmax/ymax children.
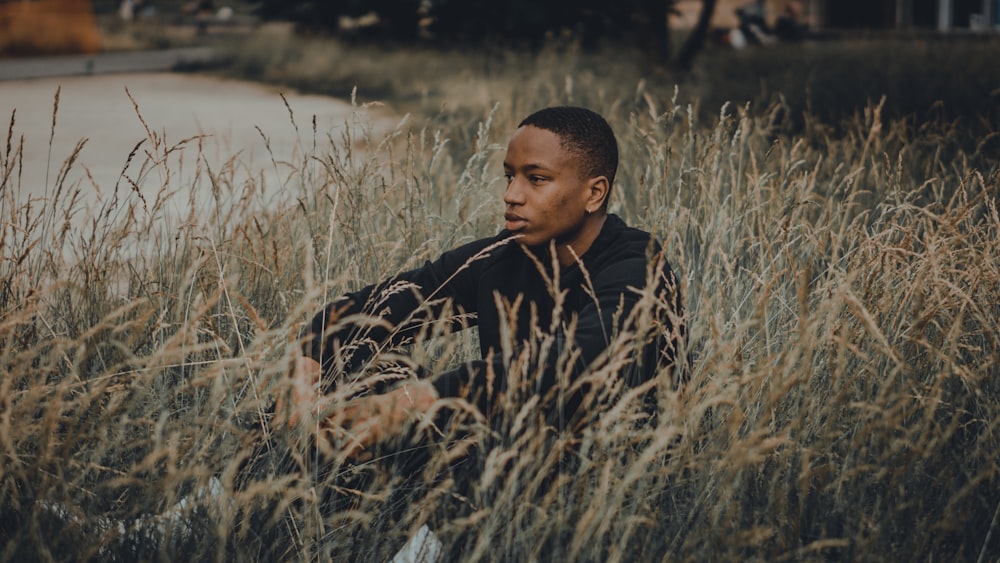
<box><xmin>587</xmin><ymin>215</ymin><xmax>674</xmax><ymax>283</ymax></box>
<box><xmin>600</xmin><ymin>215</ymin><xmax>660</xmax><ymax>256</ymax></box>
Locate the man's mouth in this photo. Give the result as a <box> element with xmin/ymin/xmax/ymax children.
<box><xmin>504</xmin><ymin>213</ymin><xmax>527</xmax><ymax>231</ymax></box>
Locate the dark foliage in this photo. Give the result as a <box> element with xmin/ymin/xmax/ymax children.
<box><xmin>254</xmin><ymin>0</ymin><xmax>676</xmax><ymax>50</ymax></box>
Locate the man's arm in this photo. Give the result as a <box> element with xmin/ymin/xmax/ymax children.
<box><xmin>302</xmin><ymin>235</ymin><xmax>505</xmax><ymax>385</ymax></box>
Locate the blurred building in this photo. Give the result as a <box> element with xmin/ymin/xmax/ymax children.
<box><xmin>807</xmin><ymin>0</ymin><xmax>999</xmax><ymax>31</ymax></box>
<box><xmin>677</xmin><ymin>0</ymin><xmax>997</xmax><ymax>32</ymax></box>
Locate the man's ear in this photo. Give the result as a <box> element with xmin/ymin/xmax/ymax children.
<box><xmin>585</xmin><ymin>176</ymin><xmax>610</xmax><ymax>214</ymax></box>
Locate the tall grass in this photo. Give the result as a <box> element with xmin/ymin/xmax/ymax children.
<box><xmin>1</xmin><ymin>59</ymin><xmax>998</xmax><ymax>561</ymax></box>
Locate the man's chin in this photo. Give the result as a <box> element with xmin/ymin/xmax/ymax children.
<box><xmin>516</xmin><ymin>235</ymin><xmax>553</xmax><ymax>250</ymax></box>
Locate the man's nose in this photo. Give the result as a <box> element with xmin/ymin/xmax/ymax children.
<box><xmin>504</xmin><ymin>177</ymin><xmax>525</xmax><ymax>205</ymax></box>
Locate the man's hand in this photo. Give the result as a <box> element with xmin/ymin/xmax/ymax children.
<box><xmin>278</xmin><ymin>355</ymin><xmax>438</xmax><ymax>460</ymax></box>
<box><xmin>334</xmin><ymin>380</ymin><xmax>438</xmax><ymax>459</ymax></box>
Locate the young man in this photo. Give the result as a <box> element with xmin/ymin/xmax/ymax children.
<box><xmin>283</xmin><ymin>106</ymin><xmax>684</xmax><ymax>457</ymax></box>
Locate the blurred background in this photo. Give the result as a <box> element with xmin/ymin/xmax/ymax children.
<box><xmin>1</xmin><ymin>0</ymin><xmax>998</xmax><ymax>200</ymax></box>
<box><xmin>3</xmin><ymin>0</ymin><xmax>999</xmax><ymax>55</ymax></box>
<box><xmin>2</xmin><ymin>0</ymin><xmax>998</xmax><ymax>122</ymax></box>
<box><xmin>2</xmin><ymin>0</ymin><xmax>998</xmax><ymax>120</ymax></box>
<box><xmin>1</xmin><ymin>3</ymin><xmax>998</xmax><ymax>560</ymax></box>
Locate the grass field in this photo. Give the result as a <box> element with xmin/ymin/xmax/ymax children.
<box><xmin>1</xmin><ymin>34</ymin><xmax>999</xmax><ymax>561</ymax></box>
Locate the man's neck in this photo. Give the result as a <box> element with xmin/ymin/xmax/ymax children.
<box><xmin>555</xmin><ymin>213</ymin><xmax>608</xmax><ymax>267</ymax></box>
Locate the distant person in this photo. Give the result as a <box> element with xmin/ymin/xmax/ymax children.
<box><xmin>735</xmin><ymin>2</ymin><xmax>777</xmax><ymax>45</ymax></box>
<box><xmin>118</xmin><ymin>0</ymin><xmax>134</xmax><ymax>22</ymax></box>
<box><xmin>775</xmin><ymin>1</ymin><xmax>809</xmax><ymax>41</ymax></box>
<box><xmin>279</xmin><ymin>106</ymin><xmax>686</xmax><ymax>459</ymax></box>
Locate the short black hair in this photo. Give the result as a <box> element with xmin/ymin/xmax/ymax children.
<box><xmin>518</xmin><ymin>106</ymin><xmax>619</xmax><ymax>188</ymax></box>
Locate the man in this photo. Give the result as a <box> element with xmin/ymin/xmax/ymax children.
<box><xmin>282</xmin><ymin>106</ymin><xmax>684</xmax><ymax>458</ymax></box>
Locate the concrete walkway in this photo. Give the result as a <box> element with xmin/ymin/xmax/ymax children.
<box><xmin>0</xmin><ymin>72</ymin><xmax>395</xmax><ymax>218</ymax></box>
<box><xmin>0</xmin><ymin>47</ymin><xmax>216</xmax><ymax>81</ymax></box>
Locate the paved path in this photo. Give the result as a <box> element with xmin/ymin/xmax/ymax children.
<box><xmin>0</xmin><ymin>47</ymin><xmax>216</xmax><ymax>81</ymax></box>
<box><xmin>0</xmin><ymin>72</ymin><xmax>395</xmax><ymax>222</ymax></box>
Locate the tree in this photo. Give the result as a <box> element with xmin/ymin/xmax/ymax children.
<box><xmin>677</xmin><ymin>0</ymin><xmax>717</xmax><ymax>70</ymax></box>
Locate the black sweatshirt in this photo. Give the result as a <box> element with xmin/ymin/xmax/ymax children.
<box><xmin>302</xmin><ymin>214</ymin><xmax>683</xmax><ymax>424</ymax></box>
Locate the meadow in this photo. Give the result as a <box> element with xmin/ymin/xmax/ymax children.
<box><xmin>1</xmin><ymin>34</ymin><xmax>999</xmax><ymax>561</ymax></box>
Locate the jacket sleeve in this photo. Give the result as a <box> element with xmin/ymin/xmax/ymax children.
<box><xmin>301</xmin><ymin>236</ymin><xmax>502</xmax><ymax>388</ymax></box>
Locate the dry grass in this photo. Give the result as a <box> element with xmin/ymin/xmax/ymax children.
<box><xmin>1</xmin><ymin>52</ymin><xmax>998</xmax><ymax>561</ymax></box>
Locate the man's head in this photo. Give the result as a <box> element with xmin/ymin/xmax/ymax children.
<box><xmin>503</xmin><ymin>106</ymin><xmax>619</xmax><ymax>265</ymax></box>
<box><xmin>518</xmin><ymin>106</ymin><xmax>619</xmax><ymax>190</ymax></box>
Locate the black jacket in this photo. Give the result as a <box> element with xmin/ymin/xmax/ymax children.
<box><xmin>302</xmin><ymin>214</ymin><xmax>683</xmax><ymax>425</ymax></box>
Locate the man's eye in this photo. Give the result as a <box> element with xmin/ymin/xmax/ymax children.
<box><xmin>530</xmin><ymin>176</ymin><xmax>547</xmax><ymax>184</ymax></box>
<box><xmin>504</xmin><ymin>173</ymin><xmax>513</xmax><ymax>183</ymax></box>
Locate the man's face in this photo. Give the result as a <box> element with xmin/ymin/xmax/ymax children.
<box><xmin>502</xmin><ymin>125</ymin><xmax>597</xmax><ymax>249</ymax></box>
